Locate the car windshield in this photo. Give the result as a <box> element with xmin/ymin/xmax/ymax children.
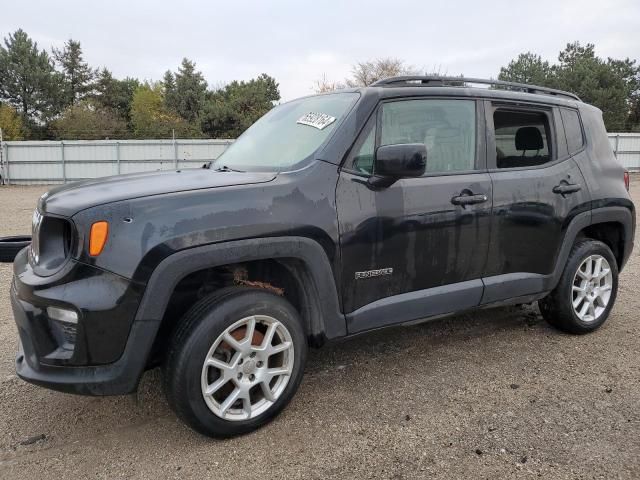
<box><xmin>213</xmin><ymin>92</ymin><xmax>359</xmax><ymax>171</ymax></box>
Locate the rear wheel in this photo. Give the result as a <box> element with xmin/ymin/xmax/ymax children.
<box><xmin>539</xmin><ymin>239</ymin><xmax>618</xmax><ymax>334</ymax></box>
<box><xmin>163</xmin><ymin>287</ymin><xmax>307</xmax><ymax>437</ymax></box>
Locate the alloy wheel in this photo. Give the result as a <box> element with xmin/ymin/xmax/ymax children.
<box><xmin>200</xmin><ymin>315</ymin><xmax>294</xmax><ymax>421</ymax></box>
<box><xmin>571</xmin><ymin>254</ymin><xmax>613</xmax><ymax>323</ymax></box>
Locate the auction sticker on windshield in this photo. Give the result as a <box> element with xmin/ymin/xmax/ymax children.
<box><xmin>296</xmin><ymin>112</ymin><xmax>336</xmax><ymax>130</ymax></box>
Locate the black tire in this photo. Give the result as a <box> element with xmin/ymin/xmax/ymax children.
<box><xmin>0</xmin><ymin>235</ymin><xmax>31</xmax><ymax>263</ymax></box>
<box><xmin>163</xmin><ymin>287</ymin><xmax>307</xmax><ymax>438</ymax></box>
<box><xmin>539</xmin><ymin>239</ymin><xmax>618</xmax><ymax>334</ymax></box>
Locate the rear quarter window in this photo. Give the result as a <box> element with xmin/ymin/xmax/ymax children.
<box><xmin>561</xmin><ymin>108</ymin><xmax>585</xmax><ymax>155</ymax></box>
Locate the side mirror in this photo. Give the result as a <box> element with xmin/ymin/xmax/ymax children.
<box><xmin>368</xmin><ymin>143</ymin><xmax>427</xmax><ymax>187</ymax></box>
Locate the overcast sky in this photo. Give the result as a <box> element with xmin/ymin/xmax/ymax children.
<box><xmin>2</xmin><ymin>0</ymin><xmax>639</xmax><ymax>101</ymax></box>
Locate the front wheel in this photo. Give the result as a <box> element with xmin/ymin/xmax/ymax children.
<box><xmin>539</xmin><ymin>239</ymin><xmax>618</xmax><ymax>334</ymax></box>
<box><xmin>163</xmin><ymin>287</ymin><xmax>307</xmax><ymax>438</ymax></box>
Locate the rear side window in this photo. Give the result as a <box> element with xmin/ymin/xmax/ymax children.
<box><xmin>494</xmin><ymin>109</ymin><xmax>553</xmax><ymax>169</ymax></box>
<box><xmin>561</xmin><ymin>108</ymin><xmax>585</xmax><ymax>154</ymax></box>
<box><xmin>380</xmin><ymin>99</ymin><xmax>476</xmax><ymax>173</ymax></box>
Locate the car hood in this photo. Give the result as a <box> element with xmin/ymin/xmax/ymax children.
<box><xmin>39</xmin><ymin>169</ymin><xmax>277</xmax><ymax>217</ymax></box>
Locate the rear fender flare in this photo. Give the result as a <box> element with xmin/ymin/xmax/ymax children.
<box><xmin>549</xmin><ymin>206</ymin><xmax>634</xmax><ymax>290</ymax></box>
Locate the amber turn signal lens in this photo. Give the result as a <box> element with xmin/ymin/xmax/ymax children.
<box><xmin>89</xmin><ymin>221</ymin><xmax>109</xmax><ymax>256</ymax></box>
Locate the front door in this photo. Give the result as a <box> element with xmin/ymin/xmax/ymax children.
<box><xmin>337</xmin><ymin>97</ymin><xmax>492</xmax><ymax>333</ymax></box>
<box><xmin>482</xmin><ymin>101</ymin><xmax>590</xmax><ymax>303</ymax></box>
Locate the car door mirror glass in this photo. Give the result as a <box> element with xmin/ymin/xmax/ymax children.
<box><xmin>374</xmin><ymin>143</ymin><xmax>427</xmax><ymax>178</ymax></box>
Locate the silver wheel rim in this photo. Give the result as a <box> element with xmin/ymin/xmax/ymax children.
<box><xmin>200</xmin><ymin>315</ymin><xmax>294</xmax><ymax>421</ymax></box>
<box><xmin>571</xmin><ymin>254</ymin><xmax>613</xmax><ymax>323</ymax></box>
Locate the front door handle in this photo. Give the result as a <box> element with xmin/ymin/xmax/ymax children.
<box><xmin>553</xmin><ymin>183</ymin><xmax>582</xmax><ymax>195</ymax></box>
<box><xmin>451</xmin><ymin>193</ymin><xmax>488</xmax><ymax>206</ymax></box>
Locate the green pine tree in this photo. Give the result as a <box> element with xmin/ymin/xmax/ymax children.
<box><xmin>53</xmin><ymin>39</ymin><xmax>96</xmax><ymax>107</ymax></box>
<box><xmin>0</xmin><ymin>29</ymin><xmax>61</xmax><ymax>125</ymax></box>
<box><xmin>498</xmin><ymin>42</ymin><xmax>640</xmax><ymax>131</ymax></box>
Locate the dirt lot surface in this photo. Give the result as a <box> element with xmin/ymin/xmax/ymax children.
<box><xmin>0</xmin><ymin>181</ymin><xmax>638</xmax><ymax>479</ymax></box>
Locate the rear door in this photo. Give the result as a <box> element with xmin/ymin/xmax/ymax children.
<box><xmin>337</xmin><ymin>97</ymin><xmax>492</xmax><ymax>332</ymax></box>
<box><xmin>483</xmin><ymin>100</ymin><xmax>590</xmax><ymax>303</ymax></box>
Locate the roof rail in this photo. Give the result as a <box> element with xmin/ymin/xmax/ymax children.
<box><xmin>370</xmin><ymin>76</ymin><xmax>581</xmax><ymax>101</ymax></box>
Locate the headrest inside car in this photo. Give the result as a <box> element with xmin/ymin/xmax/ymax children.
<box><xmin>515</xmin><ymin>126</ymin><xmax>544</xmax><ymax>151</ymax></box>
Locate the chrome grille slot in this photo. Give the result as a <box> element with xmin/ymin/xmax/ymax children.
<box><xmin>30</xmin><ymin>209</ymin><xmax>42</xmax><ymax>264</ymax></box>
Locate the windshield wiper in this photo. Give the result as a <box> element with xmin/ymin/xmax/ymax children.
<box><xmin>213</xmin><ymin>164</ymin><xmax>245</xmax><ymax>173</ymax></box>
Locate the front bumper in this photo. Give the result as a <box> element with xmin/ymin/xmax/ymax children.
<box><xmin>14</xmin><ymin>319</ymin><xmax>155</xmax><ymax>396</ymax></box>
<box><xmin>11</xmin><ymin>248</ymin><xmax>149</xmax><ymax>395</ymax></box>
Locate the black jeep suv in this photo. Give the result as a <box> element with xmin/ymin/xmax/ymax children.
<box><xmin>9</xmin><ymin>76</ymin><xmax>635</xmax><ymax>437</ymax></box>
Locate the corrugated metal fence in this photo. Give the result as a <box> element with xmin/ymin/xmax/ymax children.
<box><xmin>608</xmin><ymin>133</ymin><xmax>640</xmax><ymax>171</ymax></box>
<box><xmin>0</xmin><ymin>139</ymin><xmax>233</xmax><ymax>185</ymax></box>
<box><xmin>0</xmin><ymin>134</ymin><xmax>639</xmax><ymax>185</ymax></box>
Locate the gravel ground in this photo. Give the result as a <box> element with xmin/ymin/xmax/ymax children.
<box><xmin>0</xmin><ymin>181</ymin><xmax>639</xmax><ymax>479</ymax></box>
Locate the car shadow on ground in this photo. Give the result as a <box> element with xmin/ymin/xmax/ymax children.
<box><xmin>2</xmin><ymin>303</ymin><xmax>552</xmax><ymax>453</ymax></box>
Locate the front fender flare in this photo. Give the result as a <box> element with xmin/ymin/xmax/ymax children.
<box><xmin>123</xmin><ymin>237</ymin><xmax>346</xmax><ymax>380</ymax></box>
<box><xmin>137</xmin><ymin>236</ymin><xmax>345</xmax><ymax>336</ymax></box>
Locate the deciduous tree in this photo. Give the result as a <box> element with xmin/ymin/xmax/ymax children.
<box><xmin>313</xmin><ymin>58</ymin><xmax>419</xmax><ymax>93</ymax></box>
<box><xmin>200</xmin><ymin>74</ymin><xmax>280</xmax><ymax>138</ymax></box>
<box><xmin>346</xmin><ymin>58</ymin><xmax>417</xmax><ymax>87</ymax></box>
<box><xmin>0</xmin><ymin>102</ymin><xmax>26</xmax><ymax>140</ymax></box>
<box><xmin>50</xmin><ymin>100</ymin><xmax>127</xmax><ymax>139</ymax></box>
<box><xmin>130</xmin><ymin>83</ymin><xmax>200</xmax><ymax>138</ymax></box>
<box><xmin>312</xmin><ymin>74</ymin><xmax>346</xmax><ymax>93</ymax></box>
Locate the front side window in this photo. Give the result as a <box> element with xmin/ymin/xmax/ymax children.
<box><xmin>347</xmin><ymin>118</ymin><xmax>376</xmax><ymax>175</ymax></box>
<box><xmin>494</xmin><ymin>109</ymin><xmax>553</xmax><ymax>168</ymax></box>
<box><xmin>380</xmin><ymin>99</ymin><xmax>476</xmax><ymax>173</ymax></box>
<box><xmin>214</xmin><ymin>92</ymin><xmax>359</xmax><ymax>171</ymax></box>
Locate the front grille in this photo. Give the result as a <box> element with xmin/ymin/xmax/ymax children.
<box><xmin>30</xmin><ymin>213</ymin><xmax>74</xmax><ymax>275</ymax></box>
<box><xmin>30</xmin><ymin>209</ymin><xmax>42</xmax><ymax>265</ymax></box>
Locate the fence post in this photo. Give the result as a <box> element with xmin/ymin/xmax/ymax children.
<box><xmin>614</xmin><ymin>134</ymin><xmax>620</xmax><ymax>158</ymax></box>
<box><xmin>4</xmin><ymin>141</ymin><xmax>8</xmax><ymax>185</ymax></box>
<box><xmin>0</xmin><ymin>128</ymin><xmax>9</xmax><ymax>186</ymax></box>
<box><xmin>115</xmin><ymin>141</ymin><xmax>121</xmax><ymax>174</ymax></box>
<box><xmin>0</xmin><ymin>128</ymin><xmax>4</xmax><ymax>185</ymax></box>
<box><xmin>173</xmin><ymin>137</ymin><xmax>179</xmax><ymax>169</ymax></box>
<box><xmin>61</xmin><ymin>141</ymin><xmax>66</xmax><ymax>183</ymax></box>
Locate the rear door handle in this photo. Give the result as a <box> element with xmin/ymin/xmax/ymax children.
<box><xmin>553</xmin><ymin>183</ymin><xmax>582</xmax><ymax>195</ymax></box>
<box><xmin>451</xmin><ymin>193</ymin><xmax>488</xmax><ymax>206</ymax></box>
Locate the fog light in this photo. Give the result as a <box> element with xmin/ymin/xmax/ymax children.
<box><xmin>46</xmin><ymin>306</ymin><xmax>78</xmax><ymax>324</ymax></box>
